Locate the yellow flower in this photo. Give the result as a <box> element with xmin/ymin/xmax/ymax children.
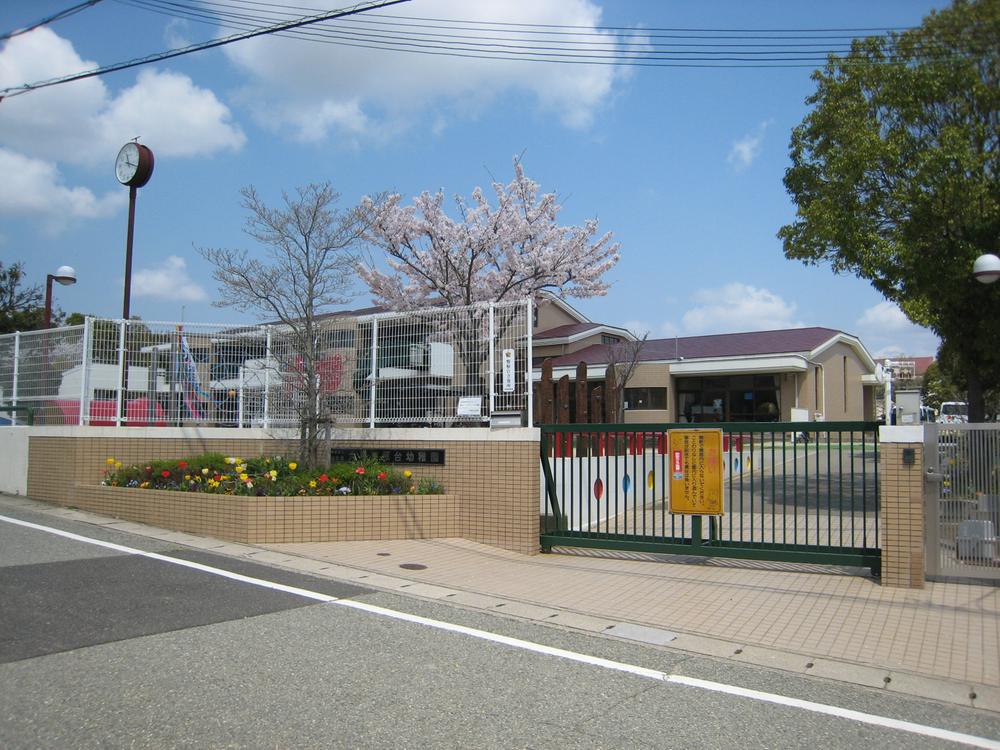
<box><xmin>221</xmin><ymin>474</ymin><xmax>230</xmax><ymax>481</ymax></box>
<box><xmin>288</xmin><ymin>462</ymin><xmax>298</xmax><ymax>471</ymax></box>
<box><xmin>184</xmin><ymin>474</ymin><xmax>191</xmax><ymax>481</ymax></box>
<box><xmin>115</xmin><ymin>461</ymin><xmax>122</xmax><ymax>470</ymax></box>
<box><xmin>309</xmin><ymin>480</ymin><xmax>317</xmax><ymax>488</ymax></box>
<box><xmin>227</xmin><ymin>457</ymin><xmax>236</xmax><ymax>464</ymax></box>
<box><xmin>106</xmin><ymin>457</ymin><xmax>115</xmax><ymax>465</ymax></box>
<box><xmin>239</xmin><ymin>472</ymin><xmax>248</xmax><ymax>481</ymax></box>
<box><xmin>236</xmin><ymin>465</ymin><xmax>246</xmax><ymax>474</ymax></box>
<box><xmin>201</xmin><ymin>467</ymin><xmax>210</xmax><ymax>475</ymax></box>
<box><xmin>269</xmin><ymin>469</ymin><xmax>278</xmax><ymax>478</ymax></box>
<box><xmin>403</xmin><ymin>470</ymin><xmax>412</xmax><ymax>479</ymax></box>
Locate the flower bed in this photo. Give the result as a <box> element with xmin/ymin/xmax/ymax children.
<box><xmin>101</xmin><ymin>452</ymin><xmax>444</xmax><ymax>497</ymax></box>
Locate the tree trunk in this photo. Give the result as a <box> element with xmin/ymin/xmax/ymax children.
<box><xmin>968</xmin><ymin>371</ymin><xmax>986</xmax><ymax>423</ymax></box>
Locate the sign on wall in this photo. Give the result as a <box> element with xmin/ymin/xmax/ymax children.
<box><xmin>501</xmin><ymin>348</ymin><xmax>516</xmax><ymax>393</ymax></box>
<box><xmin>668</xmin><ymin>428</ymin><xmax>724</xmax><ymax>515</ymax></box>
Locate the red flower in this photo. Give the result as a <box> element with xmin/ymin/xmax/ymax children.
<box><xmin>355</xmin><ymin>466</ymin><xmax>365</xmax><ymax>475</ymax></box>
<box><xmin>161</xmin><ymin>470</ymin><xmax>171</xmax><ymax>478</ymax></box>
<box><xmin>214</xmin><ymin>474</ymin><xmax>222</xmax><ymax>482</ymax></box>
<box><xmin>319</xmin><ymin>474</ymin><xmax>329</xmax><ymax>483</ymax></box>
<box><xmin>177</xmin><ymin>460</ymin><xmax>188</xmax><ymax>469</ymax></box>
<box><xmin>377</xmin><ymin>472</ymin><xmax>387</xmax><ymax>480</ymax></box>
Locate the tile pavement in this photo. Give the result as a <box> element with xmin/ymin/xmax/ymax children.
<box><xmin>2</xmin><ymin>493</ymin><xmax>998</xmax><ymax>713</ymax></box>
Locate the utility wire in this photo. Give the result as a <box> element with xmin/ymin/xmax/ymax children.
<box><xmin>0</xmin><ymin>0</ymin><xmax>410</xmax><ymax>100</ymax></box>
<box><xmin>110</xmin><ymin>0</ymin><xmax>980</xmax><ymax>68</ymax></box>
<box><xmin>1</xmin><ymin>0</ymin><xmax>105</xmax><ymax>42</ymax></box>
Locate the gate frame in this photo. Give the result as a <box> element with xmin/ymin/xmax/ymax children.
<box><xmin>923</xmin><ymin>421</ymin><xmax>1000</xmax><ymax>584</ymax></box>
<box><xmin>540</xmin><ymin>421</ymin><xmax>882</xmax><ymax>576</ymax></box>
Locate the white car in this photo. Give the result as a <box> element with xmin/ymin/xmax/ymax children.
<box><xmin>937</xmin><ymin>401</ymin><xmax>968</xmax><ymax>423</ymax></box>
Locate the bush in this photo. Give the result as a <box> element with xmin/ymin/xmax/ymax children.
<box><xmin>101</xmin><ymin>453</ymin><xmax>444</xmax><ymax>497</ymax></box>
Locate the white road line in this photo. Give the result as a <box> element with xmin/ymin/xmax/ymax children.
<box><xmin>4</xmin><ymin>513</ymin><xmax>998</xmax><ymax>750</ymax></box>
<box><xmin>0</xmin><ymin>515</ymin><xmax>336</xmax><ymax>603</ymax></box>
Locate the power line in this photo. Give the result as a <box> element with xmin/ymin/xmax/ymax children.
<box><xmin>0</xmin><ymin>0</ymin><xmax>410</xmax><ymax>100</ymax></box>
<box><xmin>109</xmin><ymin>0</ymin><xmax>981</xmax><ymax>69</ymax></box>
<box><xmin>1</xmin><ymin>0</ymin><xmax>105</xmax><ymax>42</ymax></box>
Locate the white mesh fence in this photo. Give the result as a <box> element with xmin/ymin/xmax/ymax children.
<box><xmin>0</xmin><ymin>299</ymin><xmax>532</xmax><ymax>428</ymax></box>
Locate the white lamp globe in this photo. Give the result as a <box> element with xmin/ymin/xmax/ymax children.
<box><xmin>972</xmin><ymin>253</ymin><xmax>1000</xmax><ymax>285</ymax></box>
<box><xmin>53</xmin><ymin>265</ymin><xmax>76</xmax><ymax>285</ymax></box>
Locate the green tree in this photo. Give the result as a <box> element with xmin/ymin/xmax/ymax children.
<box><xmin>0</xmin><ymin>261</ymin><xmax>45</xmax><ymax>333</ymax></box>
<box><xmin>921</xmin><ymin>360</ymin><xmax>962</xmax><ymax>413</ymax></box>
<box><xmin>779</xmin><ymin>0</ymin><xmax>1000</xmax><ymax>422</ymax></box>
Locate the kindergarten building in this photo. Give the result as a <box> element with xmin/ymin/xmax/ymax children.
<box><xmin>532</xmin><ymin>296</ymin><xmax>880</xmax><ymax>424</ymax></box>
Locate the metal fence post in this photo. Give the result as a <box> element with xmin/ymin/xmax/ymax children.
<box><xmin>11</xmin><ymin>331</ymin><xmax>19</xmax><ymax>407</ymax></box>
<box><xmin>525</xmin><ymin>298</ymin><xmax>533</xmax><ymax>425</ymax></box>
<box><xmin>488</xmin><ymin>302</ymin><xmax>495</xmax><ymax>418</ymax></box>
<box><xmin>263</xmin><ymin>326</ymin><xmax>272</xmax><ymax>429</ymax></box>
<box><xmin>115</xmin><ymin>320</ymin><xmax>126</xmax><ymax>427</ymax></box>
<box><xmin>79</xmin><ymin>317</ymin><xmax>92</xmax><ymax>425</ymax></box>
<box><xmin>368</xmin><ymin>318</ymin><xmax>378</xmax><ymax>429</ymax></box>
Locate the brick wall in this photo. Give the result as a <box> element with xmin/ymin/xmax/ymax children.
<box><xmin>25</xmin><ymin>427</ymin><xmax>540</xmax><ymax>554</ymax></box>
<box><xmin>879</xmin><ymin>439</ymin><xmax>925</xmax><ymax>588</ymax></box>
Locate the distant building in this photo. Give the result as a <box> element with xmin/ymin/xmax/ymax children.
<box><xmin>532</xmin><ymin>296</ymin><xmax>881</xmax><ymax>423</ymax></box>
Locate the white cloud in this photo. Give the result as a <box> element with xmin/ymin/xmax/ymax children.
<box><xmin>681</xmin><ymin>283</ymin><xmax>800</xmax><ymax>334</ymax></box>
<box><xmin>619</xmin><ymin>319</ymin><xmax>652</xmax><ymax>337</ymax></box>
<box><xmin>856</xmin><ymin>300</ymin><xmax>910</xmax><ymax>331</ymax></box>
<box><xmin>132</xmin><ymin>256</ymin><xmax>209</xmax><ymax>302</ymax></box>
<box><xmin>0</xmin><ymin>148</ymin><xmax>122</xmax><ymax>229</ymax></box>
<box><xmin>727</xmin><ymin>120</ymin><xmax>771</xmax><ymax>172</ymax></box>
<box><xmin>0</xmin><ymin>28</ymin><xmax>245</xmax><ymax>167</ymax></box>
<box><xmin>224</xmin><ymin>0</ymin><xmax>627</xmax><ymax>141</ymax></box>
<box><xmin>855</xmin><ymin>301</ymin><xmax>940</xmax><ymax>358</ymax></box>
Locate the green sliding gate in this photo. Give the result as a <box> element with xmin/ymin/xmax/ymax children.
<box><xmin>540</xmin><ymin>422</ymin><xmax>881</xmax><ymax>575</ymax></box>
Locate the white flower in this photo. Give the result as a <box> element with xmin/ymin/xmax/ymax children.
<box><xmin>337</xmin><ymin>486</ymin><xmax>351</xmax><ymax>495</ymax></box>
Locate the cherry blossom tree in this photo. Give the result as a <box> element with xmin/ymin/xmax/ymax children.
<box><xmin>356</xmin><ymin>159</ymin><xmax>621</xmax><ymax>399</ymax></box>
<box><xmin>357</xmin><ymin>158</ymin><xmax>620</xmax><ymax>309</ymax></box>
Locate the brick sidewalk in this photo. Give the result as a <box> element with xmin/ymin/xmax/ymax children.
<box><xmin>3</xmin><ymin>494</ymin><xmax>998</xmax><ymax>712</ymax></box>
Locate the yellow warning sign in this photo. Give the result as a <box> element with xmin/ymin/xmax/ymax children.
<box><xmin>668</xmin><ymin>429</ymin><xmax>724</xmax><ymax>515</ymax></box>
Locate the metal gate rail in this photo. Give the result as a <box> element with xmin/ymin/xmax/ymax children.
<box><xmin>925</xmin><ymin>422</ymin><xmax>1000</xmax><ymax>582</ymax></box>
<box><xmin>540</xmin><ymin>422</ymin><xmax>881</xmax><ymax>574</ymax></box>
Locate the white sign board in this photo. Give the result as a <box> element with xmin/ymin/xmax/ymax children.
<box><xmin>501</xmin><ymin>348</ymin><xmax>516</xmax><ymax>393</ymax></box>
<box><xmin>456</xmin><ymin>396</ymin><xmax>482</xmax><ymax>418</ymax></box>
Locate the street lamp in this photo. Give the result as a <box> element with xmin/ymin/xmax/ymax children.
<box><xmin>44</xmin><ymin>265</ymin><xmax>77</xmax><ymax>328</ymax></box>
<box><xmin>973</xmin><ymin>253</ymin><xmax>1000</xmax><ymax>284</ymax></box>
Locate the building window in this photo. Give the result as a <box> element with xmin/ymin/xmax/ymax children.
<box><xmin>601</xmin><ymin>334</ymin><xmax>621</xmax><ymax>345</ymax></box>
<box><xmin>676</xmin><ymin>375</ymin><xmax>779</xmax><ymax>422</ymax></box>
<box><xmin>624</xmin><ymin>387</ymin><xmax>667</xmax><ymax>410</ymax></box>
<box><xmin>843</xmin><ymin>356</ymin><xmax>848</xmax><ymax>412</ymax></box>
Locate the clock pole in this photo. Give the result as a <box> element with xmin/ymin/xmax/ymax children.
<box><xmin>122</xmin><ymin>185</ymin><xmax>137</xmax><ymax>320</ymax></box>
<box><xmin>115</xmin><ymin>141</ymin><xmax>154</xmax><ymax>425</ymax></box>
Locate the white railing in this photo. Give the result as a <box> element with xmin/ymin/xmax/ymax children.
<box><xmin>0</xmin><ymin>300</ymin><xmax>532</xmax><ymax>429</ymax></box>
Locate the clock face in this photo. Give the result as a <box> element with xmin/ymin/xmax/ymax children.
<box><xmin>116</xmin><ymin>143</ymin><xmax>140</xmax><ymax>184</ymax></box>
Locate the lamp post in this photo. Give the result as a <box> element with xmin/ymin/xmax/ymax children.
<box><xmin>44</xmin><ymin>265</ymin><xmax>77</xmax><ymax>328</ymax></box>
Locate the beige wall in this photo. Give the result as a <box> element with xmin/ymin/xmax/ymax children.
<box><xmin>813</xmin><ymin>342</ymin><xmax>870</xmax><ymax>421</ymax></box>
<box><xmin>23</xmin><ymin>427</ymin><xmax>540</xmax><ymax>555</ymax></box>
<box><xmin>534</xmin><ymin>300</ymin><xmax>580</xmax><ymax>332</ymax></box>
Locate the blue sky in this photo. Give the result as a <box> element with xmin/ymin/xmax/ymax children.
<box><xmin>1</xmin><ymin>0</ymin><xmax>945</xmax><ymax>357</ymax></box>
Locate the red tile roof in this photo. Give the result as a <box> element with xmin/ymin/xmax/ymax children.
<box><xmin>534</xmin><ymin>322</ymin><xmax>602</xmax><ymax>339</ymax></box>
<box><xmin>540</xmin><ymin>327</ymin><xmax>847</xmax><ymax>367</ymax></box>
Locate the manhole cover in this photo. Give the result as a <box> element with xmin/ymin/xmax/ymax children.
<box><xmin>399</xmin><ymin>563</ymin><xmax>427</xmax><ymax>571</ymax></box>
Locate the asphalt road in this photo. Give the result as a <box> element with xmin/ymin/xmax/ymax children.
<box><xmin>2</xmin><ymin>503</ymin><xmax>999</xmax><ymax>750</ymax></box>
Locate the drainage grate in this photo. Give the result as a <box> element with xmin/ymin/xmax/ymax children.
<box><xmin>398</xmin><ymin>563</ymin><xmax>428</xmax><ymax>571</ymax></box>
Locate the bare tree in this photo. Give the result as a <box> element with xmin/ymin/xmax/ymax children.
<box><xmin>604</xmin><ymin>331</ymin><xmax>649</xmax><ymax>423</ymax></box>
<box><xmin>200</xmin><ymin>183</ymin><xmax>363</xmax><ymax>467</ymax></box>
